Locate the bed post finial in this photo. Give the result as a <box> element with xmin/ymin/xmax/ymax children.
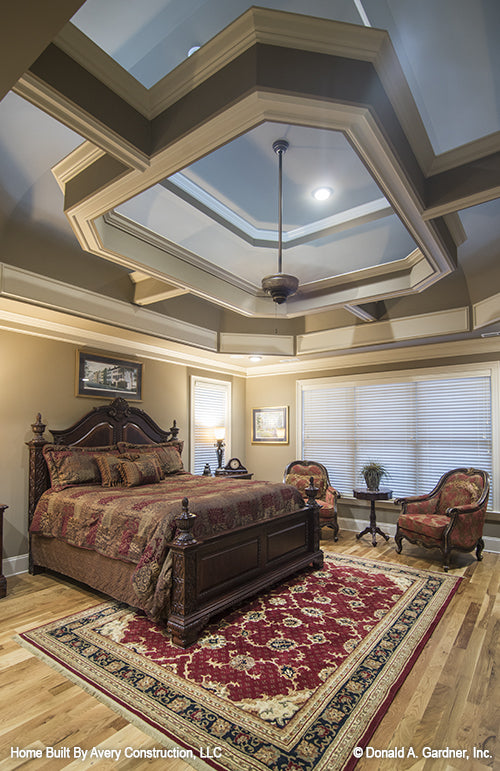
<box><xmin>27</xmin><ymin>413</ymin><xmax>49</xmax><ymax>574</ymax></box>
<box><xmin>305</xmin><ymin>477</ymin><xmax>319</xmax><ymax>508</ymax></box>
<box><xmin>172</xmin><ymin>498</ymin><xmax>197</xmax><ymax>544</ymax></box>
<box><xmin>170</xmin><ymin>419</ymin><xmax>179</xmax><ymax>440</ymax></box>
<box><xmin>30</xmin><ymin>413</ymin><xmax>46</xmax><ymax>444</ymax></box>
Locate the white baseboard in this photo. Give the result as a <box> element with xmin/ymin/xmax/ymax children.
<box><xmin>3</xmin><ymin>553</ymin><xmax>29</xmax><ymax>577</ymax></box>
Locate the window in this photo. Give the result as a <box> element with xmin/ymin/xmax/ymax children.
<box><xmin>190</xmin><ymin>376</ymin><xmax>231</xmax><ymax>475</ymax></box>
<box><xmin>298</xmin><ymin>365</ymin><xmax>497</xmax><ymax>508</ymax></box>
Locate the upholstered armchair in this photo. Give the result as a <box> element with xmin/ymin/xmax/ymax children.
<box><xmin>394</xmin><ymin>468</ymin><xmax>489</xmax><ymax>571</ymax></box>
<box><xmin>284</xmin><ymin>460</ymin><xmax>341</xmax><ymax>541</ymax></box>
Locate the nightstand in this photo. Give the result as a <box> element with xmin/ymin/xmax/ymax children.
<box><xmin>215</xmin><ymin>458</ymin><xmax>253</xmax><ymax>480</ymax></box>
<box><xmin>0</xmin><ymin>504</ymin><xmax>7</xmax><ymax>598</ymax></box>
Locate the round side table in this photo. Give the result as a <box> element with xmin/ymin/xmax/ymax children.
<box><xmin>353</xmin><ymin>487</ymin><xmax>392</xmax><ymax>546</ymax></box>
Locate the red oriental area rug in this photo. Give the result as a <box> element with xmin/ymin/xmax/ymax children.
<box><xmin>17</xmin><ymin>554</ymin><xmax>460</xmax><ymax>770</ymax></box>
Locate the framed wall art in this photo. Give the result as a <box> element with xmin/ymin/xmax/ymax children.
<box><xmin>251</xmin><ymin>405</ymin><xmax>289</xmax><ymax>444</ymax></box>
<box><xmin>76</xmin><ymin>351</ymin><xmax>143</xmax><ymax>400</ymax></box>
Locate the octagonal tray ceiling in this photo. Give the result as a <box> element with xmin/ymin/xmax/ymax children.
<box><xmin>115</xmin><ymin>123</ymin><xmax>413</xmax><ymax>292</ymax></box>
<box><xmin>38</xmin><ymin>7</ymin><xmax>465</xmax><ymax>319</ymax></box>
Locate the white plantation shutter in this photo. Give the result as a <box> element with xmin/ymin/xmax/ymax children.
<box><xmin>355</xmin><ymin>381</ymin><xmax>417</xmax><ymax>495</ymax></box>
<box><xmin>191</xmin><ymin>377</ymin><xmax>231</xmax><ymax>475</ymax></box>
<box><xmin>414</xmin><ymin>377</ymin><xmax>492</xmax><ymax>493</ymax></box>
<box><xmin>302</xmin><ymin>384</ymin><xmax>355</xmax><ymax>494</ymax></box>
<box><xmin>300</xmin><ymin>371</ymin><xmax>494</xmax><ymax>506</ymax></box>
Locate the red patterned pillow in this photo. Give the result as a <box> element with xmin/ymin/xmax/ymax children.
<box><xmin>286</xmin><ymin>466</ymin><xmax>327</xmax><ymax>498</ymax></box>
<box><xmin>117</xmin><ymin>455</ymin><xmax>163</xmax><ymax>487</ymax></box>
<box><xmin>43</xmin><ymin>444</ymin><xmax>119</xmax><ymax>490</ymax></box>
<box><xmin>437</xmin><ymin>474</ymin><xmax>483</xmax><ymax>514</ymax></box>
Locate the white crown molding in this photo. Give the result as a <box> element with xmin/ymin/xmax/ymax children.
<box><xmin>246</xmin><ymin>335</ymin><xmax>500</xmax><ymax>378</ymax></box>
<box><xmin>51</xmin><ymin>140</ymin><xmax>106</xmax><ymax>193</ymax></box>
<box><xmin>22</xmin><ymin>11</ymin><xmax>463</xmax><ymax>326</ymax></box>
<box><xmin>106</xmin><ymin>210</ymin><xmax>423</xmax><ymax>297</ymax></box>
<box><xmin>57</xmin><ymin>87</ymin><xmax>454</xmax><ymax>319</ymax></box>
<box><xmin>55</xmin><ymin>7</ymin><xmax>436</xmax><ymax>176</ymax></box>
<box><xmin>423</xmin><ymin>184</ymin><xmax>500</xmax><ymax>221</ymax></box>
<box><xmin>0</xmin><ymin>263</ymin><xmax>216</xmax><ymax>352</ymax></box>
<box><xmin>167</xmin><ymin>173</ymin><xmax>392</xmax><ymax>246</ymax></box>
<box><xmin>0</xmin><ymin>295</ymin><xmax>247</xmax><ymax>377</ymax></box>
<box><xmin>473</xmin><ymin>291</ymin><xmax>500</xmax><ymax>329</ymax></box>
<box><xmin>1</xmin><ymin>264</ymin><xmax>499</xmax><ymax>379</ymax></box>
<box><xmin>296</xmin><ymin>307</ymin><xmax>469</xmax><ymax>355</ymax></box>
<box><xmin>428</xmin><ymin>130</ymin><xmax>500</xmax><ymax>176</ymax></box>
<box><xmin>13</xmin><ymin>72</ymin><xmax>150</xmax><ymax>172</ymax></box>
<box><xmin>129</xmin><ymin>272</ymin><xmax>188</xmax><ymax>305</ymax></box>
<box><xmin>104</xmin><ymin>211</ymin><xmax>258</xmax><ymax>295</ymax></box>
<box><xmin>219</xmin><ymin>333</ymin><xmax>295</xmax><ymax>356</ymax></box>
<box><xmin>54</xmin><ymin>23</ymin><xmax>151</xmax><ymax>117</ymax></box>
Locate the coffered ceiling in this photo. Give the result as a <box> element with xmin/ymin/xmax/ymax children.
<box><xmin>1</xmin><ymin>0</ymin><xmax>499</xmax><ymax>373</ymax></box>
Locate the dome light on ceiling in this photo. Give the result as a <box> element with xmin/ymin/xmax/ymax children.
<box><xmin>312</xmin><ymin>186</ymin><xmax>333</xmax><ymax>201</ymax></box>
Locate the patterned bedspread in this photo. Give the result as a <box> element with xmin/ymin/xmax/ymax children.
<box><xmin>30</xmin><ymin>473</ymin><xmax>305</xmax><ymax>616</ymax></box>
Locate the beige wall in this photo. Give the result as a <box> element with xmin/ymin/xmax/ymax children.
<box><xmin>2</xmin><ymin>326</ymin><xmax>499</xmax><ymax>568</ymax></box>
<box><xmin>245</xmin><ymin>351</ymin><xmax>500</xmax><ymax>546</ymax></box>
<box><xmin>245</xmin><ymin>374</ymin><xmax>299</xmax><ymax>483</ymax></box>
<box><xmin>0</xmin><ymin>329</ymin><xmax>244</xmax><ymax>563</ymax></box>
<box><xmin>247</xmin><ymin>351</ymin><xmax>500</xmax><ymax>484</ymax></box>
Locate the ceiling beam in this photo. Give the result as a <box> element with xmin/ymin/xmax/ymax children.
<box><xmin>424</xmin><ymin>151</ymin><xmax>500</xmax><ymax>219</ymax></box>
<box><xmin>0</xmin><ymin>0</ymin><xmax>85</xmax><ymax>102</ymax></box>
<box><xmin>130</xmin><ymin>272</ymin><xmax>188</xmax><ymax>306</ymax></box>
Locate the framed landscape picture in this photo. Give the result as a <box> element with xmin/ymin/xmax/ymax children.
<box><xmin>76</xmin><ymin>351</ymin><xmax>143</xmax><ymax>400</ymax></box>
<box><xmin>251</xmin><ymin>406</ymin><xmax>289</xmax><ymax>444</ymax></box>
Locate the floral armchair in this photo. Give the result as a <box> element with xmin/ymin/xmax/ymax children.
<box><xmin>284</xmin><ymin>460</ymin><xmax>341</xmax><ymax>541</ymax></box>
<box><xmin>394</xmin><ymin>468</ymin><xmax>490</xmax><ymax>571</ymax></box>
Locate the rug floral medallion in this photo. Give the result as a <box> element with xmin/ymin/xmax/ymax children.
<box><xmin>18</xmin><ymin>554</ymin><xmax>460</xmax><ymax>771</ymax></box>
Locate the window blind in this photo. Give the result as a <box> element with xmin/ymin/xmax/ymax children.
<box><xmin>301</xmin><ymin>373</ymin><xmax>493</xmax><ymax>504</ymax></box>
<box><xmin>191</xmin><ymin>377</ymin><xmax>231</xmax><ymax>475</ymax></box>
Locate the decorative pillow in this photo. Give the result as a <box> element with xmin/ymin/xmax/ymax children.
<box><xmin>117</xmin><ymin>455</ymin><xmax>163</xmax><ymax>487</ymax></box>
<box><xmin>286</xmin><ymin>468</ymin><xmax>326</xmax><ymax>498</ymax></box>
<box><xmin>117</xmin><ymin>441</ymin><xmax>184</xmax><ymax>475</ymax></box>
<box><xmin>43</xmin><ymin>444</ymin><xmax>119</xmax><ymax>490</ymax></box>
<box><xmin>95</xmin><ymin>454</ymin><xmax>126</xmax><ymax>487</ymax></box>
<box><xmin>437</xmin><ymin>475</ymin><xmax>483</xmax><ymax>514</ymax></box>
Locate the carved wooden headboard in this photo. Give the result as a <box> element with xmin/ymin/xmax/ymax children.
<box><xmin>27</xmin><ymin>397</ymin><xmax>179</xmax><ymax>525</ymax></box>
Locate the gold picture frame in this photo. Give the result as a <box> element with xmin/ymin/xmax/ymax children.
<box><xmin>76</xmin><ymin>351</ymin><xmax>143</xmax><ymax>400</ymax></box>
<box><xmin>251</xmin><ymin>406</ymin><xmax>289</xmax><ymax>444</ymax></box>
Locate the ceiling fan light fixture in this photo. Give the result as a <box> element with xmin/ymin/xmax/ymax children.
<box><xmin>261</xmin><ymin>273</ymin><xmax>299</xmax><ymax>304</ymax></box>
<box><xmin>261</xmin><ymin>139</ymin><xmax>299</xmax><ymax>305</ymax></box>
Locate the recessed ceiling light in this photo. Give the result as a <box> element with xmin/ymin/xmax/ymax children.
<box><xmin>312</xmin><ymin>187</ymin><xmax>333</xmax><ymax>201</ymax></box>
<box><xmin>249</xmin><ymin>356</ymin><xmax>262</xmax><ymax>362</ymax></box>
<box><xmin>187</xmin><ymin>45</ymin><xmax>200</xmax><ymax>57</ymax></box>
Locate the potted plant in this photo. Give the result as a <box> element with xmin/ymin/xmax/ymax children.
<box><xmin>360</xmin><ymin>461</ymin><xmax>387</xmax><ymax>491</ymax></box>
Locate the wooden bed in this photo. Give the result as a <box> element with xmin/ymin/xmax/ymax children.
<box><xmin>27</xmin><ymin>397</ymin><xmax>323</xmax><ymax>647</ymax></box>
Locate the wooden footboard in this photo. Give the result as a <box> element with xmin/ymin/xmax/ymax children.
<box><xmin>167</xmin><ymin>498</ymin><xmax>323</xmax><ymax>647</ymax></box>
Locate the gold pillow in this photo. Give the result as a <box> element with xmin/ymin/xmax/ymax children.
<box><xmin>117</xmin><ymin>455</ymin><xmax>163</xmax><ymax>487</ymax></box>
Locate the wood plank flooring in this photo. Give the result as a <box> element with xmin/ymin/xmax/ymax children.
<box><xmin>0</xmin><ymin>533</ymin><xmax>498</xmax><ymax>770</ymax></box>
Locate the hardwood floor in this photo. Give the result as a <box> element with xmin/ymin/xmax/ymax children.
<box><xmin>0</xmin><ymin>534</ymin><xmax>498</xmax><ymax>770</ymax></box>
